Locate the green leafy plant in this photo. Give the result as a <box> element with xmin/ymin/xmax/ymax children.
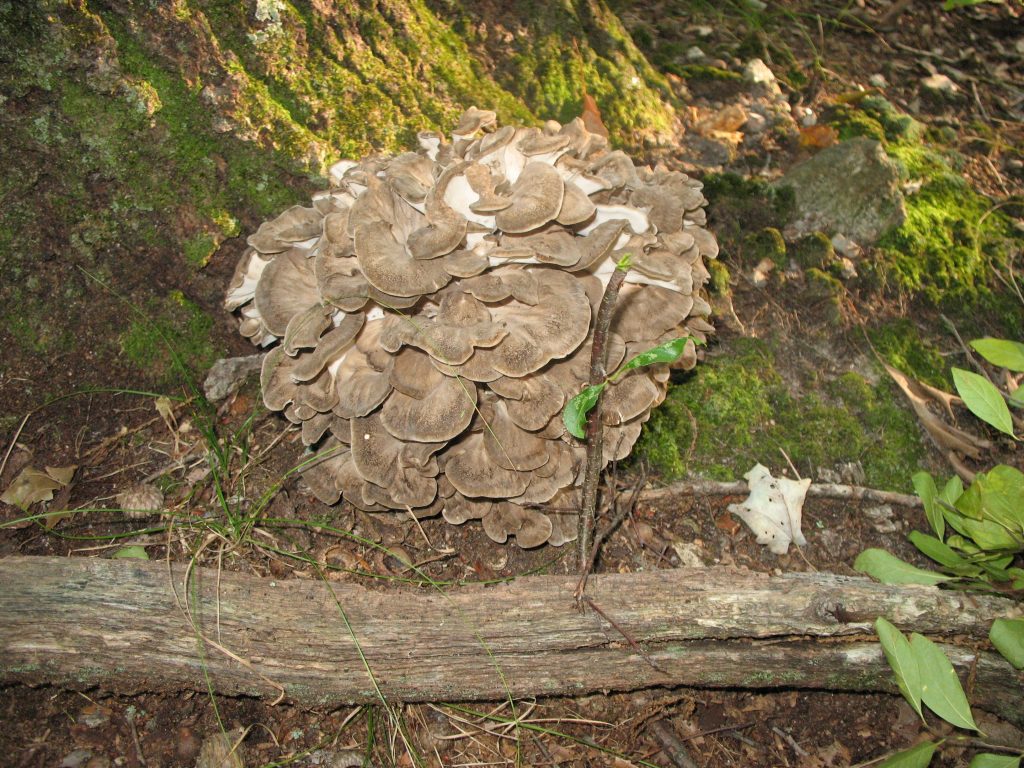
<box><xmin>856</xmin><ymin>465</ymin><xmax>1024</xmax><ymax>594</ymax></box>
<box><xmin>562</xmin><ymin>335</ymin><xmax>705</xmax><ymax>439</ymax></box>
<box><xmin>872</xmin><ymin>617</ymin><xmax>1022</xmax><ymax>767</ymax></box>
<box><xmin>952</xmin><ymin>337</ymin><xmax>1023</xmax><ymax>438</ymax></box>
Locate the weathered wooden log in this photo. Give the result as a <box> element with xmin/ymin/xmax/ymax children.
<box><xmin>1</xmin><ymin>556</ymin><xmax>1021</xmax><ymax>722</ymax></box>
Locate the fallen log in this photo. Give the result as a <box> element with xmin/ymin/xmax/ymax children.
<box><xmin>1</xmin><ymin>556</ymin><xmax>1021</xmax><ymax>723</ymax></box>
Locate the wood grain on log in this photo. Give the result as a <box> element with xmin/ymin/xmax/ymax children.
<box><xmin>0</xmin><ymin>557</ymin><xmax>1020</xmax><ymax>721</ymax></box>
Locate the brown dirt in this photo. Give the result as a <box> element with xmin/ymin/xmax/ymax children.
<box><xmin>2</xmin><ymin>1</ymin><xmax>1022</xmax><ymax>766</ymax></box>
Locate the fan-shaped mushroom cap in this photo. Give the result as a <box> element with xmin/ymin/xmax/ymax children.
<box><xmin>247</xmin><ymin>206</ymin><xmax>323</xmax><ymax>254</ymax></box>
<box><xmin>482</xmin><ymin>504</ymin><xmax>553</xmax><ymax>549</ymax></box>
<box><xmin>254</xmin><ymin>249</ymin><xmax>321</xmax><ymax>336</ymax></box>
<box><xmin>354</xmin><ymin>220</ymin><xmax>452</xmax><ymax>297</ymax></box>
<box><xmin>453</xmin><ymin>106</ymin><xmax>497</xmax><ymax>137</ymax></box>
<box><xmin>495</xmin><ymin>162</ymin><xmax>565</xmax><ymax>234</ymax></box>
<box><xmin>229</xmin><ymin>108</ymin><xmax>718</xmax><ymax>549</ymax></box>
<box><xmin>445</xmin><ymin>433</ymin><xmax>530</xmax><ymax>500</ymax></box>
<box><xmin>381</xmin><ymin>349</ymin><xmax>478</xmax><ymax>442</ymax></box>
<box><xmin>350</xmin><ymin>412</ymin><xmax>440</xmax><ymax>508</ymax></box>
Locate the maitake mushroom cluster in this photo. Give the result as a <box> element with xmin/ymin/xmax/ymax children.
<box><xmin>226</xmin><ymin>107</ymin><xmax>717</xmax><ymax>548</ymax></box>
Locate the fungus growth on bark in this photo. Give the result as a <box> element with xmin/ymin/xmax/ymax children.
<box><xmin>226</xmin><ymin>108</ymin><xmax>717</xmax><ymax>547</ymax></box>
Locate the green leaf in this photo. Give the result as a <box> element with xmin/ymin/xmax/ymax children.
<box><xmin>876</xmin><ymin>617</ymin><xmax>923</xmax><ymax>719</ymax></box>
<box><xmin>913</xmin><ymin>471</ymin><xmax>944</xmax><ymax>539</ymax></box>
<box><xmin>112</xmin><ymin>545</ymin><xmax>149</xmax><ymax>560</ymax></box>
<box><xmin>970</xmin><ymin>754</ymin><xmax>1021</xmax><ymax>768</ymax></box>
<box><xmin>910</xmin><ymin>633</ymin><xmax>978</xmax><ymax>731</ymax></box>
<box><xmin>854</xmin><ymin>549</ymin><xmax>951</xmax><ymax>586</ymax></box>
<box><xmin>941</xmin><ymin>476</ymin><xmax>964</xmax><ymax>507</ymax></box>
<box><xmin>878</xmin><ymin>741</ymin><xmax>939</xmax><ymax>768</ymax></box>
<box><xmin>907</xmin><ymin>532</ymin><xmax>981</xmax><ymax>577</ymax></box>
<box><xmin>1010</xmin><ymin>384</ymin><xmax>1024</xmax><ymax>408</ymax></box>
<box><xmin>959</xmin><ymin>517</ymin><xmax>1021</xmax><ymax>552</ymax></box>
<box><xmin>973</xmin><ymin>465</ymin><xmax>1024</xmax><ymax>536</ymax></box>
<box><xmin>611</xmin><ymin>336</ymin><xmax>702</xmax><ymax>381</ymax></box>
<box><xmin>952</xmin><ymin>367</ymin><xmax>1015</xmax><ymax>437</ymax></box>
<box><xmin>970</xmin><ymin>338</ymin><xmax>1024</xmax><ymax>373</ymax></box>
<box><xmin>562</xmin><ymin>383</ymin><xmax>606</xmax><ymax>440</ymax></box>
<box><xmin>989</xmin><ymin>618</ymin><xmax>1024</xmax><ymax>669</ymax></box>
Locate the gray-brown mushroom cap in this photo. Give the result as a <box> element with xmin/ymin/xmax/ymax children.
<box><xmin>494</xmin><ymin>162</ymin><xmax>566</xmax><ymax>234</ymax></box>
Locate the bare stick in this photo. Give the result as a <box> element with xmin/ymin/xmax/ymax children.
<box><xmin>577</xmin><ymin>257</ymin><xmax>630</xmax><ymax>573</ymax></box>
<box><xmin>641</xmin><ymin>479</ymin><xmax>922</xmax><ymax>508</ymax></box>
<box><xmin>648</xmin><ymin>720</ymin><xmax>700</xmax><ymax>768</ymax></box>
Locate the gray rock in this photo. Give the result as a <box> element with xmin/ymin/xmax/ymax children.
<box><xmin>743</xmin><ymin>112</ymin><xmax>767</xmax><ymax>134</ymax></box>
<box><xmin>61</xmin><ymin>750</ymin><xmax>93</xmax><ymax>768</ymax></box>
<box><xmin>203</xmin><ymin>354</ymin><xmax>265</xmax><ymax>402</ymax></box>
<box><xmin>922</xmin><ymin>73</ymin><xmax>959</xmax><ymax>97</ymax></box>
<box><xmin>743</xmin><ymin>58</ymin><xmax>780</xmax><ymax>96</ymax></box>
<box><xmin>774</xmin><ymin>137</ymin><xmax>906</xmax><ymax>244</ymax></box>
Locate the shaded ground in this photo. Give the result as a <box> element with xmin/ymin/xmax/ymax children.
<box><xmin>1</xmin><ymin>0</ymin><xmax>1022</xmax><ymax>766</ymax></box>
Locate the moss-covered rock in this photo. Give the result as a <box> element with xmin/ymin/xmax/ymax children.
<box><xmin>742</xmin><ymin>227</ymin><xmax>787</xmax><ymax>268</ymax></box>
<box><xmin>791</xmin><ymin>232</ymin><xmax>835</xmax><ymax>271</ymax></box>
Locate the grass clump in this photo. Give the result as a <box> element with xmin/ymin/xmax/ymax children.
<box><xmin>635</xmin><ymin>337</ymin><xmax>924</xmax><ymax>490</ymax></box>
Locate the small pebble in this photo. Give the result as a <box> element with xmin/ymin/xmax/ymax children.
<box><xmin>869</xmin><ymin>73</ymin><xmax>888</xmax><ymax>88</ymax></box>
<box><xmin>686</xmin><ymin>45</ymin><xmax>705</xmax><ymax>62</ymax></box>
<box><xmin>838</xmin><ymin>257</ymin><xmax>858</xmax><ymax>280</ymax></box>
<box><xmin>921</xmin><ymin>73</ymin><xmax>959</xmax><ymax>96</ymax></box>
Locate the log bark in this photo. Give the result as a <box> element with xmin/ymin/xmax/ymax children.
<box><xmin>1</xmin><ymin>556</ymin><xmax>1021</xmax><ymax>722</ymax></box>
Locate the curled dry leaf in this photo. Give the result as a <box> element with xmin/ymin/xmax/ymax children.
<box><xmin>227</xmin><ymin>109</ymin><xmax>718</xmax><ymax>547</ymax></box>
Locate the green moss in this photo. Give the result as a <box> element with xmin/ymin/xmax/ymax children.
<box><xmin>876</xmin><ymin>143</ymin><xmax>1019</xmax><ymax>328</ymax></box>
<box><xmin>741</xmin><ymin>227</ymin><xmax>786</xmax><ymax>267</ymax></box>
<box><xmin>183</xmin><ymin>232</ymin><xmax>219</xmax><ymax>268</ymax></box>
<box><xmin>804</xmin><ymin>268</ymin><xmax>844</xmax><ymax>324</ymax></box>
<box><xmin>119</xmin><ymin>290</ymin><xmax>221</xmax><ymax>383</ymax></box>
<box><xmin>791</xmin><ymin>232</ymin><xmax>835</xmax><ymax>270</ymax></box>
<box><xmin>634</xmin><ymin>337</ymin><xmax>924</xmax><ymax>490</ymax></box>
<box><xmin>429</xmin><ymin>0</ymin><xmax>677</xmax><ymax>145</ymax></box>
<box><xmin>708</xmin><ymin>260</ymin><xmax>731</xmax><ymax>295</ymax></box>
<box><xmin>868</xmin><ymin>320</ymin><xmax>951</xmax><ymax>390</ymax></box>
<box><xmin>827</xmin><ymin>103</ymin><xmax>886</xmax><ymax>143</ymax></box>
<box><xmin>824</xmin><ymin>99</ymin><xmax>1018</xmax><ymax>330</ymax></box>
<box><xmin>673</xmin><ymin>63</ymin><xmax>743</xmax><ymax>82</ymax></box>
<box><xmin>703</xmin><ymin>173</ymin><xmax>795</xmax><ymax>246</ymax></box>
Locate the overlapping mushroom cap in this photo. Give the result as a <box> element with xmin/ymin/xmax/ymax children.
<box><xmin>226</xmin><ymin>108</ymin><xmax>717</xmax><ymax>548</ymax></box>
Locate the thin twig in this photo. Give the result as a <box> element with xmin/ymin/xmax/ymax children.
<box><xmin>575</xmin><ymin>468</ymin><xmax>646</xmax><ymax>600</ymax></box>
<box><xmin>125</xmin><ymin>711</ymin><xmax>147</xmax><ymax>766</ymax></box>
<box><xmin>577</xmin><ymin>258</ymin><xmax>630</xmax><ymax>574</ymax></box>
<box><xmin>641</xmin><ymin>479</ymin><xmax>922</xmax><ymax>508</ymax></box>
<box><xmin>649</xmin><ymin>719</ymin><xmax>700</xmax><ymax>768</ymax></box>
<box><xmin>581</xmin><ymin>595</ymin><xmax>667</xmax><ymax>675</ymax></box>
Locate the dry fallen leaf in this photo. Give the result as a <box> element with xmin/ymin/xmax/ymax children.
<box><xmin>728</xmin><ymin>463</ymin><xmax>810</xmax><ymax>555</ymax></box>
<box><xmin>1</xmin><ymin>464</ymin><xmax>77</xmax><ymax>510</ymax></box>
<box><xmin>798</xmin><ymin>124</ymin><xmax>839</xmax><ymax>149</ymax></box>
